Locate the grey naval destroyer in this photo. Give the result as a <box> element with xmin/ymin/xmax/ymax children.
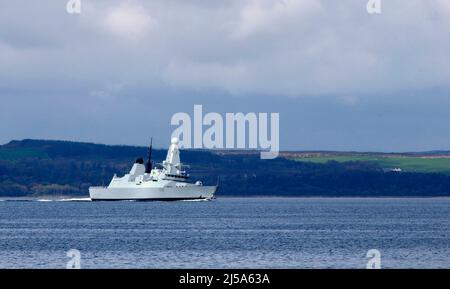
<box><xmin>89</xmin><ymin>138</ymin><xmax>218</xmax><ymax>201</ymax></box>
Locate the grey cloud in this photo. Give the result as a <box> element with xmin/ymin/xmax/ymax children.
<box><xmin>1</xmin><ymin>0</ymin><xmax>450</xmax><ymax>150</ymax></box>
<box><xmin>1</xmin><ymin>0</ymin><xmax>449</xmax><ymax>97</ymax></box>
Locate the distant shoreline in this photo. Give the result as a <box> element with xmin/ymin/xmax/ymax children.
<box><xmin>2</xmin><ymin>195</ymin><xmax>450</xmax><ymax>201</ymax></box>
<box><xmin>2</xmin><ymin>139</ymin><xmax>450</xmax><ymax>198</ymax></box>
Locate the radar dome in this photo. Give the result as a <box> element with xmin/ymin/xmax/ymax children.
<box><xmin>171</xmin><ymin>137</ymin><xmax>179</xmax><ymax>144</ymax></box>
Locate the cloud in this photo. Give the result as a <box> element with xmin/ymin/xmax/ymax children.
<box><xmin>89</xmin><ymin>82</ymin><xmax>127</xmax><ymax>99</ymax></box>
<box><xmin>158</xmin><ymin>0</ymin><xmax>450</xmax><ymax>98</ymax></box>
<box><xmin>230</xmin><ymin>0</ymin><xmax>323</xmax><ymax>39</ymax></box>
<box><xmin>102</xmin><ymin>3</ymin><xmax>155</xmax><ymax>39</ymax></box>
<box><xmin>435</xmin><ymin>0</ymin><xmax>450</xmax><ymax>15</ymax></box>
<box><xmin>338</xmin><ymin>95</ymin><xmax>360</xmax><ymax>106</ymax></box>
<box><xmin>1</xmin><ymin>0</ymin><xmax>450</xmax><ymax>150</ymax></box>
<box><xmin>1</xmin><ymin>0</ymin><xmax>449</xmax><ymax>99</ymax></box>
<box><xmin>163</xmin><ymin>60</ymin><xmax>248</xmax><ymax>94</ymax></box>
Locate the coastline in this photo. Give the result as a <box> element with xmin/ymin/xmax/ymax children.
<box><xmin>2</xmin><ymin>195</ymin><xmax>450</xmax><ymax>201</ymax></box>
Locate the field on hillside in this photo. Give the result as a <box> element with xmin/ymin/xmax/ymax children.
<box><xmin>0</xmin><ymin>148</ymin><xmax>48</xmax><ymax>160</ymax></box>
<box><xmin>2</xmin><ymin>140</ymin><xmax>450</xmax><ymax>197</ymax></box>
<box><xmin>295</xmin><ymin>155</ymin><xmax>450</xmax><ymax>174</ymax></box>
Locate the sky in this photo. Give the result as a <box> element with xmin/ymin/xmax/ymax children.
<box><xmin>1</xmin><ymin>0</ymin><xmax>450</xmax><ymax>151</ymax></box>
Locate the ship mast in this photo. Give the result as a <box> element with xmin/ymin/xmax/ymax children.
<box><xmin>145</xmin><ymin>138</ymin><xmax>153</xmax><ymax>174</ymax></box>
<box><xmin>164</xmin><ymin>137</ymin><xmax>181</xmax><ymax>174</ymax></box>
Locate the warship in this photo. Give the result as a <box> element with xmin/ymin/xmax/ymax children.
<box><xmin>89</xmin><ymin>138</ymin><xmax>218</xmax><ymax>201</ymax></box>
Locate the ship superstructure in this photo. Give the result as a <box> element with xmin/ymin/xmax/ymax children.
<box><xmin>89</xmin><ymin>138</ymin><xmax>217</xmax><ymax>201</ymax></box>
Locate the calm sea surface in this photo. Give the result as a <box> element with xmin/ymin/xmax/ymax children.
<box><xmin>0</xmin><ymin>197</ymin><xmax>449</xmax><ymax>268</ymax></box>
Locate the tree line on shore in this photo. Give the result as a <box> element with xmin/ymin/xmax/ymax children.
<box><xmin>1</xmin><ymin>139</ymin><xmax>450</xmax><ymax>197</ymax></box>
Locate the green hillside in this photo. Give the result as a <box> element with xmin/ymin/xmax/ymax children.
<box><xmin>1</xmin><ymin>140</ymin><xmax>450</xmax><ymax>197</ymax></box>
<box><xmin>0</xmin><ymin>147</ymin><xmax>48</xmax><ymax>160</ymax></box>
<box><xmin>296</xmin><ymin>155</ymin><xmax>450</xmax><ymax>174</ymax></box>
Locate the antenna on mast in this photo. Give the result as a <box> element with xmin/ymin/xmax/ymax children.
<box><xmin>145</xmin><ymin>138</ymin><xmax>153</xmax><ymax>174</ymax></box>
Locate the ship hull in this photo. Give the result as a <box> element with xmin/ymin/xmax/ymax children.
<box><xmin>89</xmin><ymin>186</ymin><xmax>217</xmax><ymax>201</ymax></box>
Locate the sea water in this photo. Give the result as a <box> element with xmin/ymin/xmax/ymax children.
<box><xmin>0</xmin><ymin>197</ymin><xmax>449</xmax><ymax>268</ymax></box>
